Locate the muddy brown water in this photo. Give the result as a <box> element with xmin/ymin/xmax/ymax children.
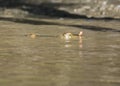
<box><xmin>0</xmin><ymin>17</ymin><xmax>120</xmax><ymax>86</ymax></box>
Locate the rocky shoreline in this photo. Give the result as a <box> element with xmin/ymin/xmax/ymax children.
<box><xmin>0</xmin><ymin>0</ymin><xmax>120</xmax><ymax>19</ymax></box>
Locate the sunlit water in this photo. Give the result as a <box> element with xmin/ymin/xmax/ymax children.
<box><xmin>0</xmin><ymin>18</ymin><xmax>120</xmax><ymax>86</ymax></box>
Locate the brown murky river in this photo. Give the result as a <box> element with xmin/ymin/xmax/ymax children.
<box><xmin>0</xmin><ymin>17</ymin><xmax>120</xmax><ymax>86</ymax></box>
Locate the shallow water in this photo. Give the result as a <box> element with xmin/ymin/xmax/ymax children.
<box><xmin>0</xmin><ymin>18</ymin><xmax>120</xmax><ymax>86</ymax></box>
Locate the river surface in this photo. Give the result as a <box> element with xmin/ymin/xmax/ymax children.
<box><xmin>0</xmin><ymin>17</ymin><xmax>120</xmax><ymax>86</ymax></box>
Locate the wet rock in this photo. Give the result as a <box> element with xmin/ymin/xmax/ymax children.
<box><xmin>0</xmin><ymin>0</ymin><xmax>120</xmax><ymax>19</ymax></box>
<box><xmin>55</xmin><ymin>0</ymin><xmax>120</xmax><ymax>18</ymax></box>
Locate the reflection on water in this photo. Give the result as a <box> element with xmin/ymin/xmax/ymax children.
<box><xmin>0</xmin><ymin>18</ymin><xmax>120</xmax><ymax>86</ymax></box>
